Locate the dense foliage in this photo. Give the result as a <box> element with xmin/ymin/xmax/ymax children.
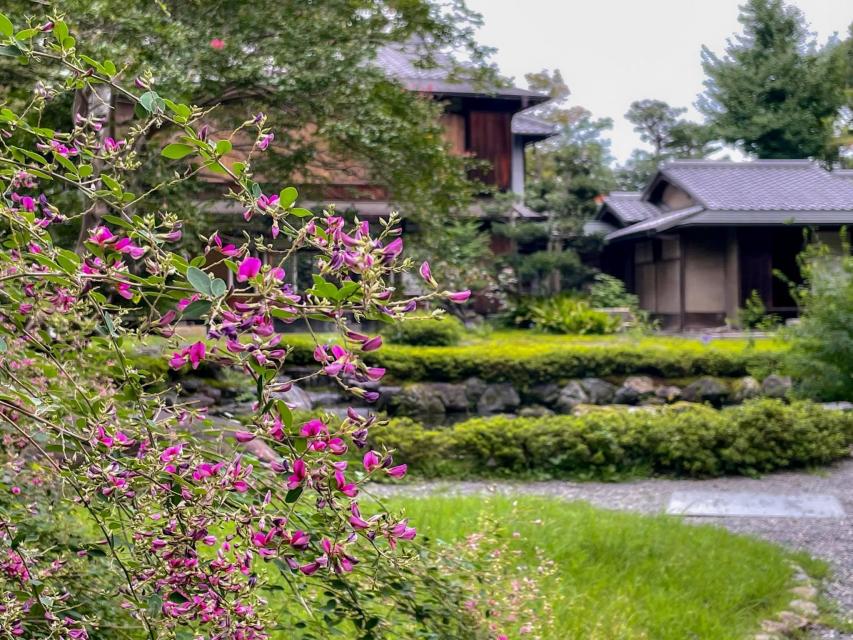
<box><xmin>0</xmin><ymin>0</ymin><xmax>488</xmax><ymax>248</ymax></box>
<box><xmin>527</xmin><ymin>296</ymin><xmax>619</xmax><ymax>335</ymax></box>
<box><xmin>372</xmin><ymin>400</ymin><xmax>853</xmax><ymax>479</ymax></box>
<box><xmin>783</xmin><ymin>238</ymin><xmax>853</xmax><ymax>401</ymax></box>
<box><xmin>285</xmin><ymin>333</ymin><xmax>785</xmax><ymax>385</ymax></box>
<box><xmin>0</xmin><ymin>14</ymin><xmax>490</xmax><ymax>640</ymax></box>
<box><xmin>699</xmin><ymin>0</ymin><xmax>847</xmax><ymax>160</ymax></box>
<box><xmin>382</xmin><ymin>315</ymin><xmax>465</xmax><ymax>346</ymax></box>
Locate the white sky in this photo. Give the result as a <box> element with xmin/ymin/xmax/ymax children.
<box><xmin>464</xmin><ymin>0</ymin><xmax>853</xmax><ymax>164</ymax></box>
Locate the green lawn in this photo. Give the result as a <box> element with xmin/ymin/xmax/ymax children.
<box><xmin>382</xmin><ymin>495</ymin><xmax>813</xmax><ymax>640</ymax></box>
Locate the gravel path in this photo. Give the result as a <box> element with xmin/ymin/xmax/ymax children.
<box><xmin>372</xmin><ymin>459</ymin><xmax>853</xmax><ymax>638</ymax></box>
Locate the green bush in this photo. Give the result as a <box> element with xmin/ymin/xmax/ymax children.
<box><xmin>285</xmin><ymin>332</ymin><xmax>785</xmax><ymax>385</ymax></box>
<box><xmin>382</xmin><ymin>315</ymin><xmax>465</xmax><ymax>346</ymax></box>
<box><xmin>529</xmin><ymin>296</ymin><xmax>620</xmax><ymax>334</ymax></box>
<box><xmin>783</xmin><ymin>239</ymin><xmax>853</xmax><ymax>401</ymax></box>
<box><xmin>370</xmin><ymin>399</ymin><xmax>852</xmax><ymax>479</ymax></box>
<box><xmin>588</xmin><ymin>273</ymin><xmax>639</xmax><ymax>309</ymax></box>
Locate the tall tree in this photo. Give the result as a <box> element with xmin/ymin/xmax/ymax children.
<box><xmin>519</xmin><ymin>71</ymin><xmax>615</xmax><ymax>293</ymax></box>
<box><xmin>617</xmin><ymin>100</ymin><xmax>717</xmax><ymax>189</ymax></box>
<box><xmin>699</xmin><ymin>0</ymin><xmax>846</xmax><ymax>160</ymax></box>
<box><xmin>625</xmin><ymin>99</ymin><xmax>686</xmax><ymax>157</ymax></box>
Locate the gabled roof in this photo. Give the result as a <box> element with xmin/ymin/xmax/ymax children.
<box><xmin>375</xmin><ymin>44</ymin><xmax>549</xmax><ymax>103</ymax></box>
<box><xmin>601</xmin><ymin>160</ymin><xmax>853</xmax><ymax>243</ymax></box>
<box><xmin>598</xmin><ymin>192</ymin><xmax>660</xmax><ymax>225</ymax></box>
<box><xmin>647</xmin><ymin>160</ymin><xmax>853</xmax><ymax>212</ymax></box>
<box><xmin>511</xmin><ymin>111</ymin><xmax>558</xmax><ymax>138</ymax></box>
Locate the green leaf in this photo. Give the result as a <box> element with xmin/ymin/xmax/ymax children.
<box><xmin>138</xmin><ymin>90</ymin><xmax>163</xmax><ymax>114</ymax></box>
<box><xmin>215</xmin><ymin>140</ymin><xmax>232</xmax><ymax>155</ymax></box>
<box><xmin>279</xmin><ymin>186</ymin><xmax>298</xmax><ymax>209</ymax></box>
<box><xmin>210</xmin><ymin>278</ymin><xmax>227</xmax><ymax>297</ymax></box>
<box><xmin>276</xmin><ymin>400</ymin><xmax>293</xmax><ymax>430</ymax></box>
<box><xmin>53</xmin><ymin>22</ymin><xmax>68</xmax><ymax>42</ymax></box>
<box><xmin>100</xmin><ymin>174</ymin><xmax>121</xmax><ymax>193</ymax></box>
<box><xmin>284</xmin><ymin>487</ymin><xmax>303</xmax><ymax>504</ymax></box>
<box><xmin>78</xmin><ymin>164</ymin><xmax>93</xmax><ymax>178</ymax></box>
<box><xmin>0</xmin><ymin>14</ymin><xmax>13</xmax><ymax>38</ymax></box>
<box><xmin>186</xmin><ymin>266</ymin><xmax>212</xmax><ymax>295</ymax></box>
<box><xmin>161</xmin><ymin>143</ymin><xmax>195</xmax><ymax>160</ymax></box>
<box><xmin>181</xmin><ymin>300</ymin><xmax>211</xmax><ymax>320</ymax></box>
<box><xmin>0</xmin><ymin>44</ymin><xmax>23</xmax><ymax>57</ymax></box>
<box><xmin>15</xmin><ymin>28</ymin><xmax>38</xmax><ymax>40</ymax></box>
<box><xmin>61</xmin><ymin>36</ymin><xmax>75</xmax><ymax>50</ymax></box>
<box><xmin>102</xmin><ymin>59</ymin><xmax>117</xmax><ymax>76</ymax></box>
<box><xmin>52</xmin><ymin>152</ymin><xmax>78</xmax><ymax>175</ymax></box>
<box><xmin>289</xmin><ymin>207</ymin><xmax>313</xmax><ymax>218</ymax></box>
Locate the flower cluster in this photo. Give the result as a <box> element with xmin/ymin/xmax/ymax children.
<box><xmin>0</xmin><ymin>13</ymin><xmax>473</xmax><ymax>640</ymax></box>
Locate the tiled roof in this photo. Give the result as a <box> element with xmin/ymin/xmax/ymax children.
<box><xmin>512</xmin><ymin>111</ymin><xmax>558</xmax><ymax>137</ymax></box>
<box><xmin>834</xmin><ymin>169</ymin><xmax>853</xmax><ymax>182</ymax></box>
<box><xmin>600</xmin><ymin>192</ymin><xmax>660</xmax><ymax>224</ymax></box>
<box><xmin>655</xmin><ymin>160</ymin><xmax>853</xmax><ymax>211</ymax></box>
<box><xmin>374</xmin><ymin>44</ymin><xmax>548</xmax><ymax>101</ymax></box>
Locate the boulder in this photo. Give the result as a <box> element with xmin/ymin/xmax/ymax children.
<box><xmin>526</xmin><ymin>383</ymin><xmax>562</xmax><ymax>407</ymax></box>
<box><xmin>555</xmin><ymin>381</ymin><xmax>589</xmax><ymax>413</ymax></box>
<box><xmin>272</xmin><ymin>384</ymin><xmax>313</xmax><ymax>411</ymax></box>
<box><xmin>431</xmin><ymin>383</ymin><xmax>470</xmax><ymax>412</ymax></box>
<box><xmin>731</xmin><ymin>376</ymin><xmax>761</xmax><ymax>403</ymax></box>
<box><xmin>580</xmin><ymin>378</ymin><xmax>617</xmax><ymax>405</ymax></box>
<box><xmin>613</xmin><ymin>376</ymin><xmax>656</xmax><ymax>405</ymax></box>
<box><xmin>477</xmin><ymin>383</ymin><xmax>521</xmax><ymax>414</ymax></box>
<box><xmin>390</xmin><ymin>384</ymin><xmax>446</xmax><ymax>416</ymax></box>
<box><xmin>761</xmin><ymin>374</ymin><xmax>792</xmax><ymax>399</ymax></box>
<box><xmin>518</xmin><ymin>405</ymin><xmax>554</xmax><ymax>418</ymax></box>
<box><xmin>464</xmin><ymin>378</ymin><xmax>488</xmax><ymax>405</ymax></box>
<box><xmin>681</xmin><ymin>376</ymin><xmax>730</xmax><ymax>406</ymax></box>
<box><xmin>655</xmin><ymin>385</ymin><xmax>682</xmax><ymax>403</ymax></box>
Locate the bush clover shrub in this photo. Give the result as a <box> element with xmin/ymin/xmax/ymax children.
<box><xmin>529</xmin><ymin>295</ymin><xmax>620</xmax><ymax>334</ymax></box>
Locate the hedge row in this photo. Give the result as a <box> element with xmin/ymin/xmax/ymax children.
<box><xmin>287</xmin><ymin>335</ymin><xmax>785</xmax><ymax>385</ymax></box>
<box><xmin>370</xmin><ymin>399</ymin><xmax>852</xmax><ymax>479</ymax></box>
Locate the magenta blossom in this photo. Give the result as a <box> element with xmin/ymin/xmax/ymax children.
<box><xmin>419</xmin><ymin>261</ymin><xmax>436</xmax><ymax>286</ymax></box>
<box><xmin>362</xmin><ymin>450</ymin><xmax>381</xmax><ymax>472</ymax></box>
<box><xmin>237</xmin><ymin>256</ymin><xmax>262</xmax><ymax>282</ymax></box>
<box><xmin>257</xmin><ymin>132</ymin><xmax>274</xmax><ymax>150</ymax></box>
<box><xmin>448</xmin><ymin>290</ymin><xmax>471</xmax><ymax>303</ymax></box>
<box><xmin>168</xmin><ymin>341</ymin><xmax>206</xmax><ymax>370</ymax></box>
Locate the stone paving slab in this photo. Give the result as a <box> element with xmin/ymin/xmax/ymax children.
<box><xmin>666</xmin><ymin>490</ymin><xmax>846</xmax><ymax>518</ymax></box>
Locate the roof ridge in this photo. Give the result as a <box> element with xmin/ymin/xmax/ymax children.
<box><xmin>662</xmin><ymin>159</ymin><xmax>816</xmax><ymax>168</ymax></box>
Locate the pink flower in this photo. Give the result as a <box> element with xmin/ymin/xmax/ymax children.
<box><xmin>116</xmin><ymin>282</ymin><xmax>134</xmax><ymax>300</ymax></box>
<box><xmin>361</xmin><ymin>336</ymin><xmax>382</xmax><ymax>352</ymax></box>
<box><xmin>236</xmin><ymin>256</ymin><xmax>262</xmax><ymax>282</ymax></box>
<box><xmin>159</xmin><ymin>444</ymin><xmax>183</xmax><ymax>463</ymax></box>
<box><xmin>89</xmin><ymin>226</ymin><xmax>115</xmax><ymax>246</ymax></box>
<box><xmin>187</xmin><ymin>342</ymin><xmax>205</xmax><ymax>369</ymax></box>
<box><xmin>234</xmin><ymin>431</ymin><xmax>255</xmax><ymax>443</ymax></box>
<box><xmin>419</xmin><ymin>261</ymin><xmax>436</xmax><ymax>286</ymax></box>
<box><xmin>257</xmin><ymin>133</ymin><xmax>274</xmax><ymax>150</ymax></box>
<box><xmin>382</xmin><ymin>237</ymin><xmax>403</xmax><ymax>261</ymax></box>
<box><xmin>114</xmin><ymin>237</ymin><xmax>146</xmax><ymax>259</ymax></box>
<box><xmin>210</xmin><ymin>38</ymin><xmax>225</xmax><ymax>50</ymax></box>
<box><xmin>10</xmin><ymin>486</ymin><xmax>21</xmax><ymax>495</ymax></box>
<box><xmin>362</xmin><ymin>450</ymin><xmax>381</xmax><ymax>472</ymax></box>
<box><xmin>287</xmin><ymin>459</ymin><xmax>307</xmax><ymax>489</ymax></box>
<box><xmin>386</xmin><ymin>464</ymin><xmax>407</xmax><ymax>479</ymax></box>
<box><xmin>448</xmin><ymin>290</ymin><xmax>471</xmax><ymax>303</ymax></box>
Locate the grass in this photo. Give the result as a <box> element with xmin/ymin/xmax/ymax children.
<box><xmin>381</xmin><ymin>495</ymin><xmax>808</xmax><ymax>640</ymax></box>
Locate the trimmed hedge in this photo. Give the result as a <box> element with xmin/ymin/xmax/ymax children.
<box><xmin>370</xmin><ymin>400</ymin><xmax>853</xmax><ymax>479</ymax></box>
<box><xmin>287</xmin><ymin>333</ymin><xmax>785</xmax><ymax>385</ymax></box>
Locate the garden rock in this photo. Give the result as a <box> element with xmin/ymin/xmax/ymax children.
<box><xmin>464</xmin><ymin>377</ymin><xmax>488</xmax><ymax>405</ymax></box>
<box><xmin>580</xmin><ymin>378</ymin><xmax>617</xmax><ymax>404</ymax></box>
<box><xmin>477</xmin><ymin>383</ymin><xmax>521</xmax><ymax>414</ymax></box>
<box><xmin>526</xmin><ymin>383</ymin><xmax>561</xmax><ymax>407</ymax></box>
<box><xmin>681</xmin><ymin>376</ymin><xmax>730</xmax><ymax>406</ymax></box>
<box><xmin>431</xmin><ymin>383</ymin><xmax>469</xmax><ymax>412</ymax></box>
<box><xmin>613</xmin><ymin>376</ymin><xmax>656</xmax><ymax>405</ymax></box>
<box><xmin>655</xmin><ymin>385</ymin><xmax>682</xmax><ymax>403</ymax></box>
<box><xmin>555</xmin><ymin>381</ymin><xmax>589</xmax><ymax>413</ymax></box>
<box><xmin>518</xmin><ymin>405</ymin><xmax>554</xmax><ymax>418</ymax></box>
<box><xmin>732</xmin><ymin>376</ymin><xmax>761</xmax><ymax>402</ymax></box>
<box><xmin>392</xmin><ymin>384</ymin><xmax>446</xmax><ymax>416</ymax></box>
<box><xmin>272</xmin><ymin>384</ymin><xmax>313</xmax><ymax>411</ymax></box>
<box><xmin>761</xmin><ymin>375</ymin><xmax>792</xmax><ymax>399</ymax></box>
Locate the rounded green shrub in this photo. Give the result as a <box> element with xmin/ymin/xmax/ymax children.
<box><xmin>383</xmin><ymin>315</ymin><xmax>465</xmax><ymax>346</ymax></box>
<box><xmin>370</xmin><ymin>399</ymin><xmax>852</xmax><ymax>480</ymax></box>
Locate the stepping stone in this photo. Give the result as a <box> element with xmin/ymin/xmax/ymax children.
<box><xmin>666</xmin><ymin>491</ymin><xmax>845</xmax><ymax>518</ymax></box>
